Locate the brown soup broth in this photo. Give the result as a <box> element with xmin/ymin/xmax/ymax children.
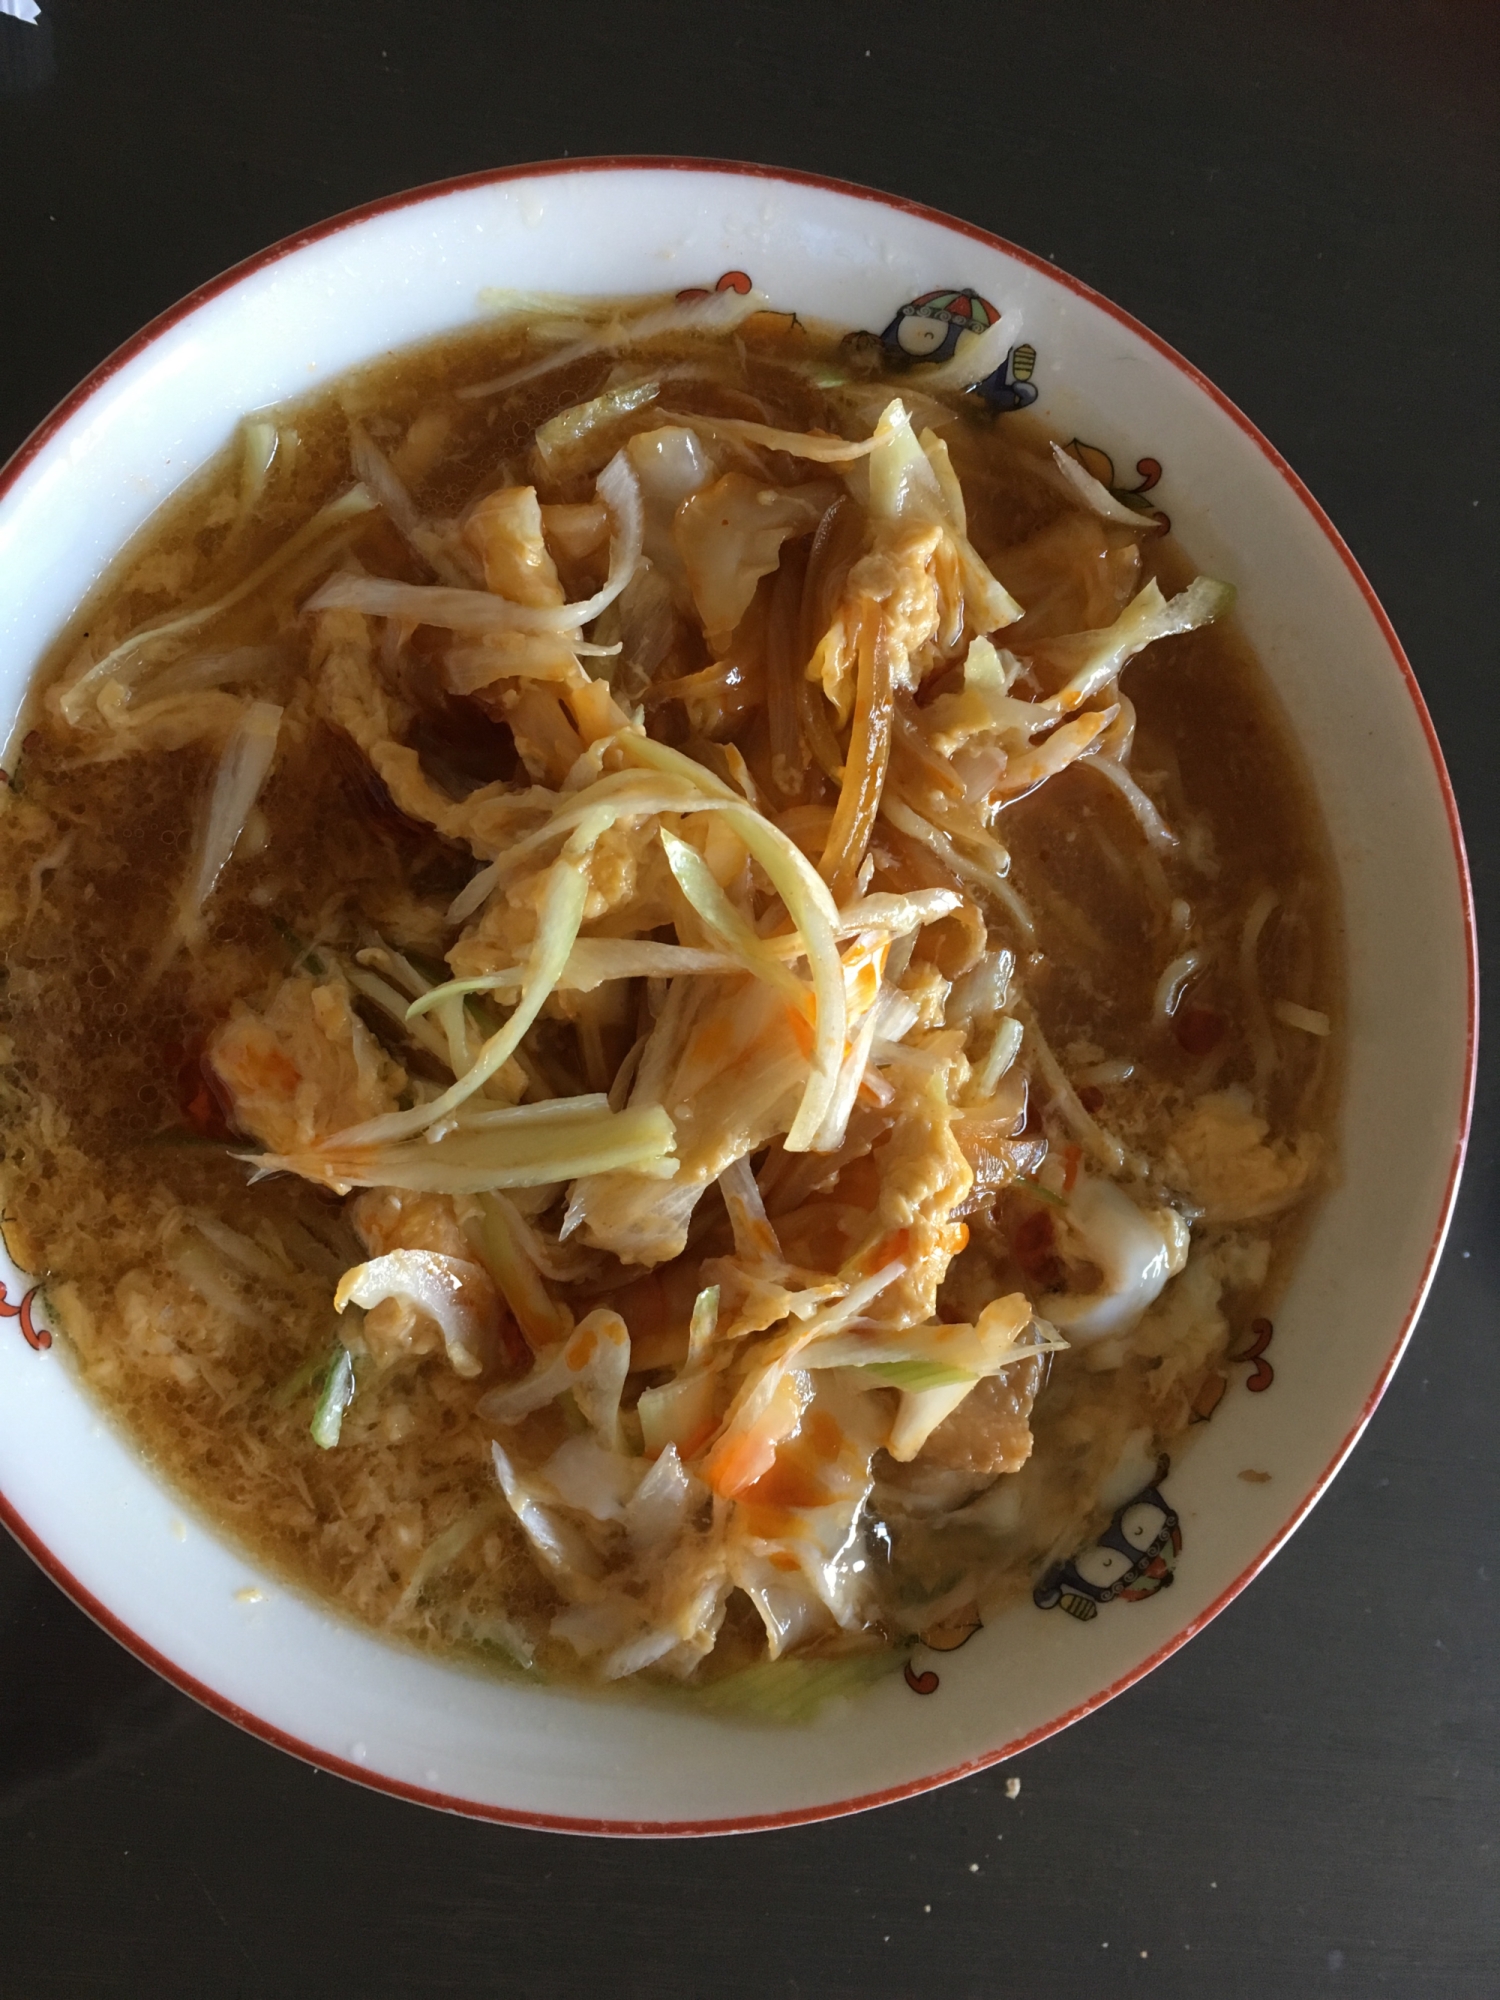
<box><xmin>0</xmin><ymin>304</ymin><xmax>1341</xmax><ymax>1693</ymax></box>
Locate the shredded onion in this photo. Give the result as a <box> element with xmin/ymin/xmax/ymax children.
<box><xmin>60</xmin><ymin>487</ymin><xmax>375</xmax><ymax>723</ymax></box>
<box><xmin>393</xmin><ymin>1498</ymin><xmax>509</xmax><ymax>1614</ymax></box>
<box><xmin>1274</xmin><ymin>999</ymin><xmax>1330</xmax><ymax>1036</ymax></box>
<box><xmin>718</xmin><ymin>1157</ymin><xmax>782</xmax><ymax>1264</ymax></box>
<box><xmin>168</xmin><ymin>1239</ymin><xmax>267</xmax><ymax>1330</ymax></box>
<box><xmin>348</xmin><ymin>423</ymin><xmax>471</xmax><ymax>586</ymax></box>
<box><xmin>1153</xmin><ymin>949</ymin><xmax>1206</xmax><ymax>1023</ymax></box>
<box><xmin>308</xmin><ymin>449</ymin><xmax>643</xmax><ymax>638</ymax></box>
<box><xmin>189</xmin><ymin>701</ymin><xmax>281</xmax><ymax>918</ymax></box>
<box><xmin>411</xmin><ymin>941</ymin><xmax>741</xmax><ymax>1011</ymax></box>
<box><xmin>318</xmin><ymin>841</ymin><xmax>597</xmax><ymax>1152</ymax></box>
<box><xmin>1050</xmin><ymin>442</ymin><xmax>1162</xmax><ymax>530</ymax></box>
<box><xmin>141</xmin><ymin>644</ymin><xmax>285</xmax><ymax>704</ymax></box>
<box><xmin>659</xmin><ymin>827</ymin><xmax>806</xmax><ymax>1006</ymax></box>
<box><xmin>335</xmin><ymin>1250</ymin><xmax>498</xmax><ymax>1378</ymax></box>
<box><xmin>881</xmin><ymin>795</ymin><xmax>1036</xmax><ymax>941</ymax></box>
<box><xmin>187</xmin><ymin>1212</ymin><xmax>287</xmax><ymax>1284</ymax></box>
<box><xmin>149</xmin><ymin>700</ymin><xmax>282</xmax><ymax>983</ymax></box>
<box><xmin>533</xmin><ymin>380</ymin><xmax>660</xmax><ymax>472</ymax></box>
<box><xmin>1014</xmin><ymin>1004</ymin><xmax>1127</xmax><ymax>1173</ymax></box>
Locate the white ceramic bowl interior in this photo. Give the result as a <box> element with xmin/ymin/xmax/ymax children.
<box><xmin>0</xmin><ymin>162</ymin><xmax>1474</xmax><ymax>1834</ymax></box>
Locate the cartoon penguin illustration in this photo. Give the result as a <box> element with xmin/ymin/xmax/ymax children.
<box><xmin>1033</xmin><ymin>1459</ymin><xmax>1181</xmax><ymax>1620</ymax></box>
<box><xmin>876</xmin><ymin>288</ymin><xmax>1039</xmax><ymax>413</ymax></box>
<box><xmin>973</xmin><ymin>342</ymin><xmax>1039</xmax><ymax>413</ymax></box>
<box><xmin>879</xmin><ymin>287</ymin><xmax>1002</xmax><ymax>362</ymax></box>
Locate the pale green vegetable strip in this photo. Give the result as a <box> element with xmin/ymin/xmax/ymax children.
<box><xmin>433</xmin><ymin>992</ymin><xmax>476</xmax><ymax>1077</ymax></box>
<box><xmin>881</xmin><ymin>794</ymin><xmax>1036</xmax><ymax>941</ymax></box>
<box><xmin>315</xmin><ymin>821</ymin><xmax>599</xmax><ymax>1152</ymax></box>
<box><xmin>308</xmin><ymin>447</ymin><xmax>643</xmax><ymax>640</ymax></box>
<box><xmin>152</xmin><ymin>698</ymin><xmax>282</xmax><ymax>981</ymax></box>
<box><xmin>474</xmin><ymin>1192</ymin><xmax>571</xmax><ymax>1347</ymax></box>
<box><xmin>310</xmin><ymin>1347</ymin><xmax>355</xmax><ymax>1449</ymax></box>
<box><xmin>1013</xmin><ymin>1000</ymin><xmax>1127</xmax><ymax>1172</ymax></box>
<box><xmin>407</xmin><ymin>972</ymin><xmax>532</xmax><ymax>1017</ymax></box>
<box><xmin>256</xmin><ymin>1102</ymin><xmax>677</xmax><ymax>1195</ymax></box>
<box><xmin>455</xmin><ymin>1093</ymin><xmax>609</xmax><ymax>1130</ymax></box>
<box><xmin>459</xmin><ymin>284</ymin><xmax>771</xmax><ymax>400</ymax></box>
<box><xmin>659</xmin><ymin>828</ymin><xmax>806</xmax><ymax>1004</ymax></box>
<box><xmin>858</xmin><ymin>1358</ymin><xmax>976</xmax><ymax>1391</ymax></box>
<box><xmin>271</xmin><ymin>1342</ymin><xmax>335</xmax><ymax>1410</ymax></box>
<box><xmin>616</xmin><ymin>730</ymin><xmax>740</xmax><ymax>802</ymax></box>
<box><xmin>1050</xmin><ymin>440</ymin><xmax>1160</xmax><ymax>529</ymax></box>
<box><xmin>973</xmin><ymin>1016</ymin><xmax>1024</xmax><ymax>1099</ymax></box>
<box><xmin>656</xmin><ymin>403</ymin><xmax>901</xmax><ymax>464</ymax></box>
<box><xmin>407</xmin><ymin>943</ymin><xmax>740</xmax><ymax>1018</ymax></box>
<box><xmin>343</xmin><ymin>964</ymin><xmax>454</xmax><ymax>1068</ymax></box>
<box><xmin>394</xmin><ymin>1498</ymin><xmax>510</xmax><ymax>1614</ymax></box>
<box><xmin>721</xmin><ymin>802</ymin><xmax>848</xmax><ymax>1152</ymax></box>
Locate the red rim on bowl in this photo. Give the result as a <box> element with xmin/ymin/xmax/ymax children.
<box><xmin>0</xmin><ymin>157</ymin><xmax>1478</xmax><ymax>1837</ymax></box>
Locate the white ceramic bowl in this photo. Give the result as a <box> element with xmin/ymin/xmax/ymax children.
<box><xmin>0</xmin><ymin>160</ymin><xmax>1475</xmax><ymax>1835</ymax></box>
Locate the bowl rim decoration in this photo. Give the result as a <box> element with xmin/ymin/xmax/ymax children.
<box><xmin>0</xmin><ymin>157</ymin><xmax>1477</xmax><ymax>1837</ymax></box>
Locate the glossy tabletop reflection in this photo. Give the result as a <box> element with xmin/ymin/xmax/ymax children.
<box><xmin>1</xmin><ymin>3</ymin><xmax>1495</xmax><ymax>1994</ymax></box>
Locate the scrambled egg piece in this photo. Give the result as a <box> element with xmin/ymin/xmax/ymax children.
<box><xmin>1131</xmin><ymin>1251</ymin><xmax>1227</xmax><ymax>1383</ymax></box>
<box><xmin>811</xmin><ymin>522</ymin><xmax>947</xmax><ymax>728</ymax></box>
<box><xmin>208</xmin><ymin>973</ymin><xmax>405</xmax><ymax>1156</ymax></box>
<box><xmin>457</xmin><ymin>487</ymin><xmax>584</xmax><ymax>693</ymax></box>
<box><xmin>859</xmin><ymin>1043</ymin><xmax>973</xmax><ymax>1329</ymax></box>
<box><xmin>352</xmin><ymin>1187</ymin><xmax>473</xmax><ymax>1263</ymax></box>
<box><xmin>312</xmin><ymin>607</ymin><xmax>508</xmax><ymax>847</ymax></box>
<box><xmin>1164</xmin><ymin>1088</ymin><xmax>1318</xmax><ymax>1224</ymax></box>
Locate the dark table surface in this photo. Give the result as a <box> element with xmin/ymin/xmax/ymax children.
<box><xmin>2</xmin><ymin>4</ymin><xmax>1495</xmax><ymax>1995</ymax></box>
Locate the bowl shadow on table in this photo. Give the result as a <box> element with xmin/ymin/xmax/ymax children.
<box><xmin>0</xmin><ymin>1532</ymin><xmax>191</xmax><ymax>1815</ymax></box>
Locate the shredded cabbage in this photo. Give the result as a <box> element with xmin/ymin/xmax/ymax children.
<box><xmin>533</xmin><ymin>379</ymin><xmax>660</xmax><ymax>475</ymax></box>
